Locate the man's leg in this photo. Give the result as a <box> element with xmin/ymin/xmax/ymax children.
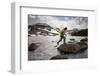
<box><xmin>57</xmin><ymin>36</ymin><xmax>62</xmax><ymax>45</ymax></box>
<box><xmin>63</xmin><ymin>36</ymin><xmax>66</xmax><ymax>44</ymax></box>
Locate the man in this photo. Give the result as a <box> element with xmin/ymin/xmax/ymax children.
<box><xmin>57</xmin><ymin>27</ymin><xmax>67</xmax><ymax>45</ymax></box>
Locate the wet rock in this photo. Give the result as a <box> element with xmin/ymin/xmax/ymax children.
<box><xmin>57</xmin><ymin>42</ymin><xmax>87</xmax><ymax>54</ymax></box>
<box><xmin>50</xmin><ymin>55</ymin><xmax>68</xmax><ymax>60</ymax></box>
<box><xmin>69</xmin><ymin>38</ymin><xmax>77</xmax><ymax>43</ymax></box>
<box><xmin>80</xmin><ymin>38</ymin><xmax>88</xmax><ymax>45</ymax></box>
<box><xmin>80</xmin><ymin>38</ymin><xmax>88</xmax><ymax>42</ymax></box>
<box><xmin>28</xmin><ymin>43</ymin><xmax>39</xmax><ymax>51</ymax></box>
<box><xmin>70</xmin><ymin>38</ymin><xmax>75</xmax><ymax>41</ymax></box>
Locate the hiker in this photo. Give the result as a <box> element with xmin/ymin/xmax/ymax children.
<box><xmin>57</xmin><ymin>27</ymin><xmax>67</xmax><ymax>45</ymax></box>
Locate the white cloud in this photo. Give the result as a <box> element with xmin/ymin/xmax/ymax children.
<box><xmin>28</xmin><ymin>15</ymin><xmax>88</xmax><ymax>30</ymax></box>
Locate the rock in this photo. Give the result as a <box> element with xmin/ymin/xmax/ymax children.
<box><xmin>80</xmin><ymin>38</ymin><xmax>88</xmax><ymax>45</ymax></box>
<box><xmin>68</xmin><ymin>41</ymin><xmax>74</xmax><ymax>43</ymax></box>
<box><xmin>28</xmin><ymin>43</ymin><xmax>39</xmax><ymax>51</ymax></box>
<box><xmin>70</xmin><ymin>38</ymin><xmax>75</xmax><ymax>41</ymax></box>
<box><xmin>50</xmin><ymin>55</ymin><xmax>68</xmax><ymax>60</ymax></box>
<box><xmin>71</xmin><ymin>29</ymin><xmax>88</xmax><ymax>36</ymax></box>
<box><xmin>57</xmin><ymin>42</ymin><xmax>87</xmax><ymax>54</ymax></box>
<box><xmin>80</xmin><ymin>38</ymin><xmax>88</xmax><ymax>42</ymax></box>
<box><xmin>69</xmin><ymin>38</ymin><xmax>77</xmax><ymax>43</ymax></box>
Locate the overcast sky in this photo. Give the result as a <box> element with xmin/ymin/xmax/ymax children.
<box><xmin>28</xmin><ymin>14</ymin><xmax>88</xmax><ymax>30</ymax></box>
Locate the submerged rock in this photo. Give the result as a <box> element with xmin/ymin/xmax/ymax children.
<box><xmin>70</xmin><ymin>38</ymin><xmax>75</xmax><ymax>41</ymax></box>
<box><xmin>50</xmin><ymin>55</ymin><xmax>68</xmax><ymax>60</ymax></box>
<box><xmin>28</xmin><ymin>43</ymin><xmax>40</xmax><ymax>51</ymax></box>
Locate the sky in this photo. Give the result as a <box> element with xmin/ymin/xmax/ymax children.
<box><xmin>28</xmin><ymin>15</ymin><xmax>88</xmax><ymax>30</ymax></box>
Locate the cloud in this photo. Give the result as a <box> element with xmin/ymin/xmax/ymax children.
<box><xmin>28</xmin><ymin>15</ymin><xmax>88</xmax><ymax>30</ymax></box>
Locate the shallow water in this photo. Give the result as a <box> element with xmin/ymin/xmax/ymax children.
<box><xmin>28</xmin><ymin>34</ymin><xmax>88</xmax><ymax>60</ymax></box>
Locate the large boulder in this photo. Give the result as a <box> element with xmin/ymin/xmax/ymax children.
<box><xmin>57</xmin><ymin>42</ymin><xmax>87</xmax><ymax>54</ymax></box>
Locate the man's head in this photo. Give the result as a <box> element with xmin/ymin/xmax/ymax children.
<box><xmin>64</xmin><ymin>27</ymin><xmax>67</xmax><ymax>30</ymax></box>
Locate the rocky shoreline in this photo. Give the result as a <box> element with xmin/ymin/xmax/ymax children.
<box><xmin>28</xmin><ymin>23</ymin><xmax>88</xmax><ymax>60</ymax></box>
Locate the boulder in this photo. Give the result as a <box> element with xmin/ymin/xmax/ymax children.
<box><xmin>57</xmin><ymin>42</ymin><xmax>87</xmax><ymax>54</ymax></box>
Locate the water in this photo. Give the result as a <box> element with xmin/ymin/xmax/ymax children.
<box><xmin>28</xmin><ymin>34</ymin><xmax>88</xmax><ymax>60</ymax></box>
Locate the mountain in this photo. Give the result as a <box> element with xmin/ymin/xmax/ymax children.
<box><xmin>28</xmin><ymin>23</ymin><xmax>58</xmax><ymax>36</ymax></box>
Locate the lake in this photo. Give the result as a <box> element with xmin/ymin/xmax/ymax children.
<box><xmin>28</xmin><ymin>34</ymin><xmax>88</xmax><ymax>60</ymax></box>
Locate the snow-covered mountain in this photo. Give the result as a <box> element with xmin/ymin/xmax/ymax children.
<box><xmin>28</xmin><ymin>23</ymin><xmax>59</xmax><ymax>36</ymax></box>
